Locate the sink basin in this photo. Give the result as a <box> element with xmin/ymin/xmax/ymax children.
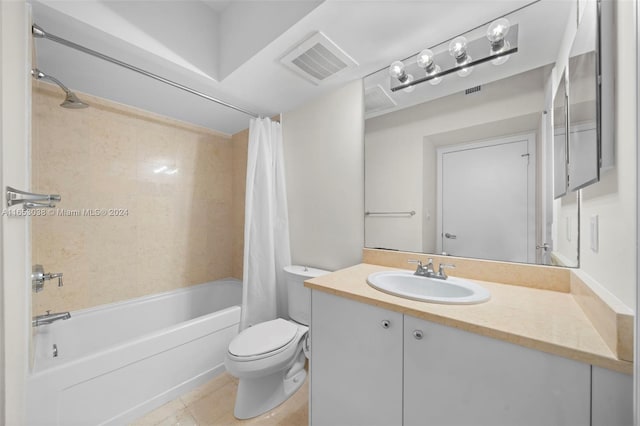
<box><xmin>366</xmin><ymin>271</ymin><xmax>491</xmax><ymax>305</ymax></box>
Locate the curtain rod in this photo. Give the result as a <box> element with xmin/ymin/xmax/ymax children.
<box><xmin>32</xmin><ymin>24</ymin><xmax>260</xmax><ymax>119</ymax></box>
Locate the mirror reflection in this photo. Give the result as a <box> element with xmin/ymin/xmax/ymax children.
<box><xmin>567</xmin><ymin>2</ymin><xmax>599</xmax><ymax>191</ymax></box>
<box><xmin>364</xmin><ymin>0</ymin><xmax>587</xmax><ymax>266</ymax></box>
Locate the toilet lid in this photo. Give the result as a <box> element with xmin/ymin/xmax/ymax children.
<box><xmin>229</xmin><ymin>318</ymin><xmax>298</xmax><ymax>358</ymax></box>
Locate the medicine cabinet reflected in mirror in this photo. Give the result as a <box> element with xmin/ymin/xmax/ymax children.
<box><xmin>363</xmin><ymin>0</ymin><xmax>608</xmax><ymax>267</ymax></box>
<box><xmin>552</xmin><ymin>72</ymin><xmax>580</xmax><ymax>267</ymax></box>
<box><xmin>567</xmin><ymin>1</ymin><xmax>599</xmax><ymax>191</ymax></box>
<box><xmin>554</xmin><ymin>74</ymin><xmax>568</xmax><ymax>200</ymax></box>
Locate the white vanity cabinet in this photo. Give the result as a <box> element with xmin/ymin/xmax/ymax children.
<box><xmin>403</xmin><ymin>315</ymin><xmax>591</xmax><ymax>426</ymax></box>
<box><xmin>310</xmin><ymin>290</ymin><xmax>600</xmax><ymax>426</ymax></box>
<box><xmin>310</xmin><ymin>290</ymin><xmax>403</xmax><ymax>426</ymax></box>
<box><xmin>591</xmin><ymin>366</ymin><xmax>634</xmax><ymax>426</ymax></box>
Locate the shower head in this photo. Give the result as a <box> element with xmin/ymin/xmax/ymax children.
<box><xmin>31</xmin><ymin>68</ymin><xmax>89</xmax><ymax>109</ymax></box>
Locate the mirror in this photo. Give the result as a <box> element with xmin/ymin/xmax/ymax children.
<box><xmin>567</xmin><ymin>0</ymin><xmax>599</xmax><ymax>191</ymax></box>
<box><xmin>553</xmin><ymin>74</ymin><xmax>568</xmax><ymax>200</ymax></box>
<box><xmin>363</xmin><ymin>0</ymin><xmax>590</xmax><ymax>266</ymax></box>
<box><xmin>551</xmin><ymin>72</ymin><xmax>580</xmax><ymax>268</ymax></box>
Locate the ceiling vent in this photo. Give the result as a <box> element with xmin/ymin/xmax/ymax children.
<box><xmin>465</xmin><ymin>85</ymin><xmax>482</xmax><ymax>95</ymax></box>
<box><xmin>280</xmin><ymin>32</ymin><xmax>358</xmax><ymax>85</ymax></box>
<box><xmin>364</xmin><ymin>85</ymin><xmax>397</xmax><ymax>114</ymax></box>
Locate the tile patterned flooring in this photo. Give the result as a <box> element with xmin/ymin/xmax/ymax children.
<box><xmin>130</xmin><ymin>372</ymin><xmax>308</xmax><ymax>426</ymax></box>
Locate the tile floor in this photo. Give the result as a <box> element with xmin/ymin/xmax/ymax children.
<box><xmin>130</xmin><ymin>373</ymin><xmax>308</xmax><ymax>426</ymax></box>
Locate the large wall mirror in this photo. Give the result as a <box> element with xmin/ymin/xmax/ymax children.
<box><xmin>363</xmin><ymin>0</ymin><xmax>610</xmax><ymax>267</ymax></box>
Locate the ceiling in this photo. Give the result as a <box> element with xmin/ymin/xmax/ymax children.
<box><xmin>31</xmin><ymin>0</ymin><xmax>558</xmax><ymax>134</ymax></box>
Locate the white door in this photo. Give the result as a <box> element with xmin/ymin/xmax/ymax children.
<box><xmin>437</xmin><ymin>134</ymin><xmax>535</xmax><ymax>263</ymax></box>
<box><xmin>1</xmin><ymin>2</ymin><xmax>31</xmax><ymax>424</ymax></box>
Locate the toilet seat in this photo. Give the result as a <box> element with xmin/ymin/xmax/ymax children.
<box><xmin>228</xmin><ymin>319</ymin><xmax>300</xmax><ymax>362</ymax></box>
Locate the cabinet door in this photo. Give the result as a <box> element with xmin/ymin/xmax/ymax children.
<box><xmin>404</xmin><ymin>316</ymin><xmax>590</xmax><ymax>426</ymax></box>
<box><xmin>592</xmin><ymin>366</ymin><xmax>633</xmax><ymax>426</ymax></box>
<box><xmin>310</xmin><ymin>291</ymin><xmax>403</xmax><ymax>426</ymax></box>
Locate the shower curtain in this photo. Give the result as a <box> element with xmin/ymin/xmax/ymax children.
<box><xmin>240</xmin><ymin>117</ymin><xmax>291</xmax><ymax>330</ymax></box>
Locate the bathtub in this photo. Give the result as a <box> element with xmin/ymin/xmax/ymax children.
<box><xmin>27</xmin><ymin>279</ymin><xmax>242</xmax><ymax>426</ymax></box>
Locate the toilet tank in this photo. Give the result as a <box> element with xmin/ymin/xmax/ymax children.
<box><xmin>284</xmin><ymin>265</ymin><xmax>330</xmax><ymax>325</ymax></box>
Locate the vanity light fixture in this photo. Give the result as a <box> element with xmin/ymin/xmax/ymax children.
<box><xmin>388</xmin><ymin>17</ymin><xmax>518</xmax><ymax>92</ymax></box>
<box><xmin>416</xmin><ymin>49</ymin><xmax>443</xmax><ymax>85</ymax></box>
<box><xmin>389</xmin><ymin>60</ymin><xmax>409</xmax><ymax>82</ymax></box>
<box><xmin>449</xmin><ymin>37</ymin><xmax>474</xmax><ymax>77</ymax></box>
<box><xmin>487</xmin><ymin>18</ymin><xmax>511</xmax><ymax>65</ymax></box>
<box><xmin>389</xmin><ymin>61</ymin><xmax>415</xmax><ymax>93</ymax></box>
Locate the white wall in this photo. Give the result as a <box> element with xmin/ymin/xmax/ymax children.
<box><xmin>365</xmin><ymin>129</ymin><xmax>422</xmax><ymax>252</ymax></box>
<box><xmin>282</xmin><ymin>80</ymin><xmax>364</xmax><ymax>271</ymax></box>
<box><xmin>554</xmin><ymin>194</ymin><xmax>580</xmax><ymax>266</ymax></box>
<box><xmin>578</xmin><ymin>0</ymin><xmax>637</xmax><ymax>310</ymax></box>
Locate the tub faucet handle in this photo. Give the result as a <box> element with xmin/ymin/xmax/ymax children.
<box><xmin>47</xmin><ymin>272</ymin><xmax>64</xmax><ymax>287</ymax></box>
<box><xmin>32</xmin><ymin>265</ymin><xmax>64</xmax><ymax>292</ymax></box>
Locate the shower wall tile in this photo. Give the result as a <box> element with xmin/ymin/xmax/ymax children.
<box><xmin>32</xmin><ymin>82</ymin><xmax>239</xmax><ymax>314</ymax></box>
<box><xmin>231</xmin><ymin>128</ymin><xmax>249</xmax><ymax>280</ymax></box>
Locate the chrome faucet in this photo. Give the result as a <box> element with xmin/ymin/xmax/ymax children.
<box><xmin>408</xmin><ymin>259</ymin><xmax>456</xmax><ymax>280</ymax></box>
<box><xmin>433</xmin><ymin>263</ymin><xmax>456</xmax><ymax>280</ymax></box>
<box><xmin>32</xmin><ymin>310</ymin><xmax>71</xmax><ymax>327</ymax></box>
<box><xmin>408</xmin><ymin>259</ymin><xmax>434</xmax><ymax>277</ymax></box>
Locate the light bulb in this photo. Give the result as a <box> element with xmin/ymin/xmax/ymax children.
<box><xmin>456</xmin><ymin>56</ymin><xmax>473</xmax><ymax>77</ymax></box>
<box><xmin>402</xmin><ymin>74</ymin><xmax>415</xmax><ymax>93</ymax></box>
<box><xmin>389</xmin><ymin>60</ymin><xmax>407</xmax><ymax>82</ymax></box>
<box><xmin>487</xmin><ymin>18</ymin><xmax>510</xmax><ymax>46</ymax></box>
<box><xmin>428</xmin><ymin>65</ymin><xmax>443</xmax><ymax>85</ymax></box>
<box><xmin>490</xmin><ymin>40</ymin><xmax>511</xmax><ymax>65</ymax></box>
<box><xmin>448</xmin><ymin>36</ymin><xmax>468</xmax><ymax>62</ymax></box>
<box><xmin>416</xmin><ymin>49</ymin><xmax>435</xmax><ymax>70</ymax></box>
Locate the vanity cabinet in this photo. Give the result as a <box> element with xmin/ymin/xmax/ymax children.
<box><xmin>311</xmin><ymin>290</ymin><xmax>594</xmax><ymax>426</ymax></box>
<box><xmin>310</xmin><ymin>290</ymin><xmax>403</xmax><ymax>426</ymax></box>
<box><xmin>591</xmin><ymin>366</ymin><xmax>634</xmax><ymax>426</ymax></box>
<box><xmin>404</xmin><ymin>315</ymin><xmax>590</xmax><ymax>426</ymax></box>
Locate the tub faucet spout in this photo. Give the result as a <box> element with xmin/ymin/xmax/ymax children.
<box><xmin>32</xmin><ymin>310</ymin><xmax>71</xmax><ymax>327</ymax></box>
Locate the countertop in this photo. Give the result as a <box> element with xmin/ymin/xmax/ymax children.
<box><xmin>305</xmin><ymin>263</ymin><xmax>632</xmax><ymax>374</ymax></box>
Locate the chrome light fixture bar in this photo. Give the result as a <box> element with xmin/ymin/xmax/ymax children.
<box><xmin>389</xmin><ymin>20</ymin><xmax>519</xmax><ymax>93</ymax></box>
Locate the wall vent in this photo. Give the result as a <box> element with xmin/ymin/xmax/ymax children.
<box><xmin>465</xmin><ymin>85</ymin><xmax>482</xmax><ymax>95</ymax></box>
<box><xmin>280</xmin><ymin>32</ymin><xmax>358</xmax><ymax>85</ymax></box>
<box><xmin>364</xmin><ymin>85</ymin><xmax>397</xmax><ymax>114</ymax></box>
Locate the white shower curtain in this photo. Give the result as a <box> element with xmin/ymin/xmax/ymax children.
<box><xmin>240</xmin><ymin>117</ymin><xmax>291</xmax><ymax>330</ymax></box>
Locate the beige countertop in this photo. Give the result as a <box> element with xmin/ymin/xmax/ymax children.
<box><xmin>305</xmin><ymin>263</ymin><xmax>632</xmax><ymax>375</ymax></box>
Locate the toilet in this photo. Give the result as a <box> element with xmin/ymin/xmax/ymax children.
<box><xmin>225</xmin><ymin>265</ymin><xmax>329</xmax><ymax>419</ymax></box>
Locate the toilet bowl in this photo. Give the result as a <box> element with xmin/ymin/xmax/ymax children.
<box><xmin>224</xmin><ymin>265</ymin><xmax>328</xmax><ymax>419</ymax></box>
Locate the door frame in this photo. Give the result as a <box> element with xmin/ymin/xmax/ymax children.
<box><xmin>436</xmin><ymin>132</ymin><xmax>536</xmax><ymax>263</ymax></box>
<box><xmin>1</xmin><ymin>1</ymin><xmax>31</xmax><ymax>424</ymax></box>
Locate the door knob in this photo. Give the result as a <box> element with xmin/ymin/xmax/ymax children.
<box><xmin>536</xmin><ymin>243</ymin><xmax>551</xmax><ymax>251</ymax></box>
<box><xmin>444</xmin><ymin>232</ymin><xmax>457</xmax><ymax>239</ymax></box>
<box><xmin>413</xmin><ymin>330</ymin><xmax>424</xmax><ymax>340</ymax></box>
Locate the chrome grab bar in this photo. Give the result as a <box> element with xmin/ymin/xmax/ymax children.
<box><xmin>365</xmin><ymin>210</ymin><xmax>416</xmax><ymax>217</ymax></box>
<box><xmin>6</xmin><ymin>186</ymin><xmax>60</xmax><ymax>208</ymax></box>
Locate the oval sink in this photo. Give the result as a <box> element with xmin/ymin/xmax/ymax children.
<box><xmin>366</xmin><ymin>271</ymin><xmax>490</xmax><ymax>305</ymax></box>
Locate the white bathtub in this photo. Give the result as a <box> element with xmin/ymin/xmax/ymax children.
<box><xmin>27</xmin><ymin>279</ymin><xmax>242</xmax><ymax>426</ymax></box>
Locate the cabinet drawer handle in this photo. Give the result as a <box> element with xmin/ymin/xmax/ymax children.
<box><xmin>381</xmin><ymin>320</ymin><xmax>391</xmax><ymax>329</ymax></box>
<box><xmin>413</xmin><ymin>330</ymin><xmax>424</xmax><ymax>340</ymax></box>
